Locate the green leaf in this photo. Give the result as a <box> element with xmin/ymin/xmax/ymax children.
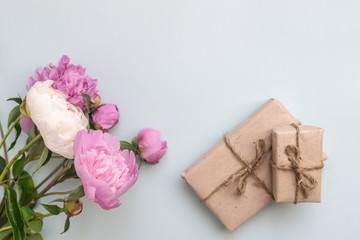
<box><xmin>7</xmin><ymin>106</ymin><xmax>20</xmax><ymax>128</ymax></box>
<box><xmin>26</xmin><ymin>222</ymin><xmax>41</xmax><ymax>235</ymax></box>
<box><xmin>41</xmin><ymin>204</ymin><xmax>62</xmax><ymax>216</ymax></box>
<box><xmin>17</xmin><ymin>172</ymin><xmax>37</xmax><ymax>207</ymax></box>
<box><xmin>27</xmin><ymin>139</ymin><xmax>45</xmax><ymax>162</ymax></box>
<box><xmin>4</xmin><ymin>187</ymin><xmax>26</xmax><ymax>240</ymax></box>
<box><xmin>25</xmin><ymin>233</ymin><xmax>43</xmax><ymax>240</ymax></box>
<box><xmin>27</xmin><ymin>127</ymin><xmax>38</xmax><ymax>140</ymax></box>
<box><xmin>49</xmin><ymin>198</ymin><xmax>65</xmax><ymax>204</ymax></box>
<box><xmin>0</xmin><ymin>227</ymin><xmax>12</xmax><ymax>240</ymax></box>
<box><xmin>20</xmin><ymin>207</ymin><xmax>35</xmax><ymax>224</ymax></box>
<box><xmin>0</xmin><ymin>212</ymin><xmax>10</xmax><ymax>230</ymax></box>
<box><xmin>84</xmin><ymin>112</ymin><xmax>90</xmax><ymax>131</ymax></box>
<box><xmin>81</xmin><ymin>94</ymin><xmax>91</xmax><ymax>113</ymax></box>
<box><xmin>7</xmin><ymin>97</ymin><xmax>22</xmax><ymax>105</ymax></box>
<box><xmin>12</xmin><ymin>154</ymin><xmax>26</xmax><ymax>177</ymax></box>
<box><xmin>8</xmin><ymin>123</ymin><xmax>21</xmax><ymax>151</ymax></box>
<box><xmin>33</xmin><ymin>147</ymin><xmax>51</xmax><ymax>174</ymax></box>
<box><xmin>81</xmin><ymin>94</ymin><xmax>91</xmax><ymax>131</ymax></box>
<box><xmin>41</xmin><ymin>150</ymin><xmax>52</xmax><ymax>168</ymax></box>
<box><xmin>59</xmin><ymin>164</ymin><xmax>77</xmax><ymax>181</ymax></box>
<box><xmin>120</xmin><ymin>141</ymin><xmax>136</xmax><ymax>153</ymax></box>
<box><xmin>67</xmin><ymin>186</ymin><xmax>84</xmax><ymax>200</ymax></box>
<box><xmin>131</xmin><ymin>137</ymin><xmax>138</xmax><ymax>149</ymax></box>
<box><xmin>61</xmin><ymin>216</ymin><xmax>70</xmax><ymax>234</ymax></box>
<box><xmin>0</xmin><ymin>156</ymin><xmax>6</xmax><ymax>175</ymax></box>
<box><xmin>27</xmin><ymin>219</ymin><xmax>42</xmax><ymax>234</ymax></box>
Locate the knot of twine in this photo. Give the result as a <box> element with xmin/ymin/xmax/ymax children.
<box><xmin>201</xmin><ymin>135</ymin><xmax>273</xmax><ymax>203</ymax></box>
<box><xmin>273</xmin><ymin>124</ymin><xmax>324</xmax><ymax>204</ymax></box>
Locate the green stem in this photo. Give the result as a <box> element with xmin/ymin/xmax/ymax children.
<box><xmin>0</xmin><ymin>201</ymin><xmax>4</xmax><ymax>222</ymax></box>
<box><xmin>30</xmin><ymin>155</ymin><xmax>64</xmax><ymax>162</ymax></box>
<box><xmin>0</xmin><ymin>176</ymin><xmax>27</xmax><ymax>184</ymax></box>
<box><xmin>0</xmin><ymin>182</ymin><xmax>14</xmax><ymax>220</ymax></box>
<box><xmin>0</xmin><ymin>122</ymin><xmax>9</xmax><ymax>181</ymax></box>
<box><xmin>35</xmin><ymin>160</ymin><xmax>64</xmax><ymax>190</ymax></box>
<box><xmin>41</xmin><ymin>190</ymin><xmax>72</xmax><ymax>198</ymax></box>
<box><xmin>33</xmin><ymin>164</ymin><xmax>72</xmax><ymax>202</ymax></box>
<box><xmin>34</xmin><ymin>213</ymin><xmax>52</xmax><ymax>221</ymax></box>
<box><xmin>0</xmin><ymin>116</ymin><xmax>20</xmax><ymax>149</ymax></box>
<box><xmin>0</xmin><ymin>134</ymin><xmax>42</xmax><ymax>183</ymax></box>
<box><xmin>56</xmin><ymin>175</ymin><xmax>76</xmax><ymax>184</ymax></box>
<box><xmin>0</xmin><ymin>225</ymin><xmax>12</xmax><ymax>232</ymax></box>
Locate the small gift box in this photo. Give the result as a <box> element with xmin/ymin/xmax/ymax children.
<box><xmin>271</xmin><ymin>125</ymin><xmax>325</xmax><ymax>203</ymax></box>
<box><xmin>182</xmin><ymin>98</ymin><xmax>300</xmax><ymax>232</ymax></box>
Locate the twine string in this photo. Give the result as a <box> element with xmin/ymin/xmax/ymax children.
<box><xmin>201</xmin><ymin>135</ymin><xmax>273</xmax><ymax>203</ymax></box>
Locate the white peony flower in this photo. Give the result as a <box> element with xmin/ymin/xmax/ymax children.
<box><xmin>26</xmin><ymin>80</ymin><xmax>88</xmax><ymax>159</ymax></box>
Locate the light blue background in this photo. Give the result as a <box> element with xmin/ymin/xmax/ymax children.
<box><xmin>0</xmin><ymin>0</ymin><xmax>359</xmax><ymax>239</ymax></box>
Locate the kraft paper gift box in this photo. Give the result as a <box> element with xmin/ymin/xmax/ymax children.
<box><xmin>182</xmin><ymin>98</ymin><xmax>300</xmax><ymax>232</ymax></box>
<box><xmin>272</xmin><ymin>125</ymin><xmax>325</xmax><ymax>203</ymax></box>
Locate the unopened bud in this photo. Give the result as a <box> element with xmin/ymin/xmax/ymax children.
<box><xmin>90</xmin><ymin>95</ymin><xmax>101</xmax><ymax>108</ymax></box>
<box><xmin>64</xmin><ymin>199</ymin><xmax>83</xmax><ymax>216</ymax></box>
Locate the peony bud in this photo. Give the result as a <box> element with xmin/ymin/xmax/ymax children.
<box><xmin>135</xmin><ymin>128</ymin><xmax>167</xmax><ymax>164</ymax></box>
<box><xmin>19</xmin><ymin>115</ymin><xmax>34</xmax><ymax>134</ymax></box>
<box><xmin>90</xmin><ymin>95</ymin><xmax>101</xmax><ymax>108</ymax></box>
<box><xmin>91</xmin><ymin>104</ymin><xmax>119</xmax><ymax>131</ymax></box>
<box><xmin>26</xmin><ymin>80</ymin><xmax>88</xmax><ymax>159</ymax></box>
<box><xmin>64</xmin><ymin>199</ymin><xmax>83</xmax><ymax>216</ymax></box>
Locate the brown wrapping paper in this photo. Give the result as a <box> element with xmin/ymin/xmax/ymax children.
<box><xmin>182</xmin><ymin>98</ymin><xmax>300</xmax><ymax>232</ymax></box>
<box><xmin>272</xmin><ymin>125</ymin><xmax>324</xmax><ymax>203</ymax></box>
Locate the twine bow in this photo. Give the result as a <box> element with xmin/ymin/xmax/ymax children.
<box><xmin>201</xmin><ymin>135</ymin><xmax>273</xmax><ymax>203</ymax></box>
<box><xmin>273</xmin><ymin>124</ymin><xmax>324</xmax><ymax>204</ymax></box>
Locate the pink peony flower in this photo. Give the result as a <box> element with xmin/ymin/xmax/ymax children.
<box><xmin>27</xmin><ymin>55</ymin><xmax>99</xmax><ymax>110</ymax></box>
<box><xmin>19</xmin><ymin>115</ymin><xmax>34</xmax><ymax>134</ymax></box>
<box><xmin>91</xmin><ymin>104</ymin><xmax>119</xmax><ymax>131</ymax></box>
<box><xmin>74</xmin><ymin>130</ymin><xmax>138</xmax><ymax>210</ymax></box>
<box><xmin>136</xmin><ymin>128</ymin><xmax>167</xmax><ymax>164</ymax></box>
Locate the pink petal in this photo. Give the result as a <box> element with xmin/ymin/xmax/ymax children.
<box><xmin>19</xmin><ymin>115</ymin><xmax>34</xmax><ymax>134</ymax></box>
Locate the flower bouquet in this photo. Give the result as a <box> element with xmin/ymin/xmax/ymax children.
<box><xmin>0</xmin><ymin>56</ymin><xmax>167</xmax><ymax>240</ymax></box>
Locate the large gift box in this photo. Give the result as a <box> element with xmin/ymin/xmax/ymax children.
<box><xmin>271</xmin><ymin>125</ymin><xmax>325</xmax><ymax>203</ymax></box>
<box><xmin>182</xmin><ymin>98</ymin><xmax>300</xmax><ymax>232</ymax></box>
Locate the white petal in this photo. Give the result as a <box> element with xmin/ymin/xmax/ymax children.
<box><xmin>26</xmin><ymin>80</ymin><xmax>88</xmax><ymax>159</ymax></box>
